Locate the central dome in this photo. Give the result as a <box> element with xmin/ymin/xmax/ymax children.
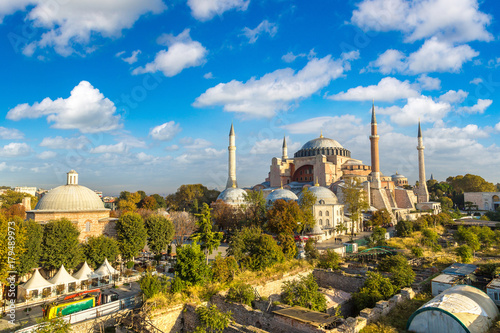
<box><xmin>34</xmin><ymin>185</ymin><xmax>107</xmax><ymax>211</ymax></box>
<box><xmin>294</xmin><ymin>135</ymin><xmax>351</xmax><ymax>158</ymax></box>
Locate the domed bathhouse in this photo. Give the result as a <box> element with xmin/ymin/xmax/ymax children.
<box><xmin>27</xmin><ymin>170</ymin><xmax>116</xmax><ymax>242</ymax></box>
<box><xmin>266</xmin><ymin>187</ymin><xmax>299</xmax><ymax>207</ymax></box>
<box><xmin>217</xmin><ymin>186</ymin><xmax>248</xmax><ymax>206</ymax></box>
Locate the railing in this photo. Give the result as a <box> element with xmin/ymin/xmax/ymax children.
<box><xmin>14</xmin><ymin>295</ymin><xmax>141</xmax><ymax>333</ymax></box>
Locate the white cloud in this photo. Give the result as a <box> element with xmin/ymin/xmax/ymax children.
<box><xmin>90</xmin><ymin>142</ymin><xmax>127</xmax><ymax>154</ymax></box>
<box><xmin>282</xmin><ymin>52</ymin><xmax>304</xmax><ymax>63</ymax></box>
<box><xmin>330</xmin><ymin>77</ymin><xmax>419</xmax><ymax>102</ymax></box>
<box><xmin>438</xmin><ymin>90</ymin><xmax>468</xmax><ymax>104</ymax></box>
<box><xmin>133</xmin><ymin>29</ymin><xmax>207</xmax><ymax>77</ymax></box>
<box><xmin>0</xmin><ymin>142</ymin><xmax>32</xmax><ymax>157</ymax></box>
<box><xmin>14</xmin><ymin>0</ymin><xmax>166</xmax><ymax>56</ymax></box>
<box><xmin>117</xmin><ymin>50</ymin><xmax>141</xmax><ymax>64</ymax></box>
<box><xmin>495</xmin><ymin>123</ymin><xmax>500</xmax><ymax>132</ymax></box>
<box><xmin>180</xmin><ymin>138</ymin><xmax>212</xmax><ymax>149</ymax></box>
<box><xmin>37</xmin><ymin>151</ymin><xmax>57</xmax><ymax>159</ymax></box>
<box><xmin>165</xmin><ymin>144</ymin><xmax>180</xmax><ymax>151</ymax></box>
<box><xmin>470</xmin><ymin>77</ymin><xmax>483</xmax><ymax>85</ymax></box>
<box><xmin>204</xmin><ymin>72</ymin><xmax>214</xmax><ymax>79</ymax></box>
<box><xmin>194</xmin><ymin>55</ymin><xmax>349</xmax><ymax>118</ymax></box>
<box><xmin>242</xmin><ymin>20</ymin><xmax>278</xmax><ymax>44</ymax></box>
<box><xmin>149</xmin><ymin>121</ymin><xmax>182</xmax><ymax>141</ymax></box>
<box><xmin>457</xmin><ymin>99</ymin><xmax>492</xmax><ymax>114</ymax></box>
<box><xmin>281</xmin><ymin>49</ymin><xmax>317</xmax><ymax>63</ymax></box>
<box><xmin>7</xmin><ymin>81</ymin><xmax>121</xmax><ymax>133</ymax></box>
<box><xmin>0</xmin><ymin>127</ymin><xmax>24</xmax><ymax>139</ymax></box>
<box><xmin>351</xmin><ymin>0</ymin><xmax>492</xmax><ymax>43</ymax></box>
<box><xmin>39</xmin><ymin>136</ymin><xmax>91</xmax><ymax>150</ymax></box>
<box><xmin>0</xmin><ymin>0</ymin><xmax>31</xmax><ymax>23</ymax></box>
<box><xmin>416</xmin><ymin>74</ymin><xmax>441</xmax><ymax>90</ymax></box>
<box><xmin>369</xmin><ymin>38</ymin><xmax>478</xmax><ymax>74</ymax></box>
<box><xmin>175</xmin><ymin>147</ymin><xmax>225</xmax><ymax>164</ymax></box>
<box><xmin>250</xmin><ymin>138</ymin><xmax>300</xmax><ymax>155</ymax></box>
<box><xmin>377</xmin><ymin>96</ymin><xmax>451</xmax><ymax>126</ymax></box>
<box><xmin>0</xmin><ymin>162</ymin><xmax>6</xmax><ymax>171</ymax></box>
<box><xmin>187</xmin><ymin>0</ymin><xmax>249</xmax><ymax>21</ymax></box>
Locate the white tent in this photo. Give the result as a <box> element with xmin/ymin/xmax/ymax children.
<box><xmin>49</xmin><ymin>264</ymin><xmax>80</xmax><ymax>294</ymax></box>
<box><xmin>95</xmin><ymin>258</ymin><xmax>118</xmax><ymax>276</ymax></box>
<box><xmin>18</xmin><ymin>269</ymin><xmax>53</xmax><ymax>300</ymax></box>
<box><xmin>73</xmin><ymin>261</ymin><xmax>98</xmax><ymax>281</ymax></box>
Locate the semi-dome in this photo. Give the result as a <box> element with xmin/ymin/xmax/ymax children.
<box><xmin>267</xmin><ymin>188</ymin><xmax>298</xmax><ymax>205</ymax></box>
<box><xmin>294</xmin><ymin>134</ymin><xmax>351</xmax><ymax>158</ymax></box>
<box><xmin>33</xmin><ymin>170</ymin><xmax>107</xmax><ymax>212</ymax></box>
<box><xmin>299</xmin><ymin>185</ymin><xmax>338</xmax><ymax>205</ymax></box>
<box><xmin>217</xmin><ymin>187</ymin><xmax>247</xmax><ymax>205</ymax></box>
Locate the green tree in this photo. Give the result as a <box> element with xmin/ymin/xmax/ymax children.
<box><xmin>34</xmin><ymin>316</ymin><xmax>71</xmax><ymax>333</ymax></box>
<box><xmin>192</xmin><ymin>203</ymin><xmax>223</xmax><ymax>263</ymax></box>
<box><xmin>211</xmin><ymin>255</ymin><xmax>238</xmax><ymax>283</ymax></box>
<box><xmin>298</xmin><ymin>188</ymin><xmax>317</xmax><ymax>232</ymax></box>
<box><xmin>83</xmin><ymin>235</ymin><xmax>120</xmax><ymax>269</ymax></box>
<box><xmin>369</xmin><ymin>227</ymin><xmax>387</xmax><ymax>246</ymax></box>
<box><xmin>166</xmin><ymin>184</ymin><xmax>220</xmax><ymax>213</ymax></box>
<box><xmin>226</xmin><ymin>283</ymin><xmax>255</xmax><ymax>306</ymax></box>
<box><xmin>116</xmin><ymin>212</ymin><xmax>147</xmax><ymax>260</ymax></box>
<box><xmin>211</xmin><ymin>199</ymin><xmax>242</xmax><ymax>231</ymax></box>
<box><xmin>368</xmin><ymin>209</ymin><xmax>391</xmax><ymax>228</ymax></box>
<box><xmin>378</xmin><ymin>254</ymin><xmax>415</xmax><ymax>289</ymax></box>
<box><xmin>175</xmin><ymin>242</ymin><xmax>210</xmax><ymax>286</ymax></box>
<box><xmin>352</xmin><ymin>272</ymin><xmax>395</xmax><ymax>312</ymax></box>
<box><xmin>266</xmin><ymin>199</ymin><xmax>303</xmax><ymax>234</ymax></box>
<box><xmin>194</xmin><ymin>304</ymin><xmax>232</xmax><ymax>333</ymax></box>
<box><xmin>439</xmin><ymin>197</ymin><xmax>454</xmax><ymax>211</ymax></box>
<box><xmin>456</xmin><ymin>245</ymin><xmax>473</xmax><ymax>263</ymax></box>
<box><xmin>145</xmin><ymin>215</ymin><xmax>175</xmax><ymax>255</ymax></box>
<box><xmin>151</xmin><ymin>194</ymin><xmax>167</xmax><ymax>209</ymax></box>
<box><xmin>139</xmin><ymin>272</ymin><xmax>163</xmax><ymax>299</ymax></box>
<box><xmin>242</xmin><ymin>190</ymin><xmax>267</xmax><ymax>228</ymax></box>
<box><xmin>395</xmin><ymin>220</ymin><xmax>413</xmax><ymax>237</ymax></box>
<box><xmin>41</xmin><ymin>218</ymin><xmax>83</xmax><ymax>270</ymax></box>
<box><xmin>140</xmin><ymin>196</ymin><xmax>158</xmax><ymax>210</ymax></box>
<box><xmin>281</xmin><ymin>273</ymin><xmax>327</xmax><ymax>312</ymax></box>
<box><xmin>276</xmin><ymin>233</ymin><xmax>297</xmax><ymax>259</ymax></box>
<box><xmin>227</xmin><ymin>227</ymin><xmax>284</xmax><ymax>271</ymax></box>
<box><xmin>304</xmin><ymin>238</ymin><xmax>319</xmax><ymax>260</ymax></box>
<box><xmin>455</xmin><ymin>226</ymin><xmax>480</xmax><ymax>252</ymax></box>
<box><xmin>317</xmin><ymin>249</ymin><xmax>342</xmax><ymax>270</ymax></box>
<box><xmin>0</xmin><ymin>214</ymin><xmax>27</xmax><ymax>283</ymax></box>
<box><xmin>343</xmin><ymin>178</ymin><xmax>370</xmax><ymax>239</ymax></box>
<box><xmin>0</xmin><ymin>190</ymin><xmax>38</xmax><ymax>210</ymax></box>
<box><xmin>16</xmin><ymin>220</ymin><xmax>43</xmax><ymax>277</ymax></box>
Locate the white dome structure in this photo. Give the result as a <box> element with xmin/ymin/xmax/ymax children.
<box><xmin>217</xmin><ymin>187</ymin><xmax>248</xmax><ymax>205</ymax></box>
<box><xmin>266</xmin><ymin>188</ymin><xmax>298</xmax><ymax>205</ymax></box>
<box><xmin>299</xmin><ymin>185</ymin><xmax>338</xmax><ymax>205</ymax></box>
<box><xmin>407</xmin><ymin>285</ymin><xmax>499</xmax><ymax>333</ymax></box>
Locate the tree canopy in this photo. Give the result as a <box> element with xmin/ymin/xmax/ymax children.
<box><xmin>281</xmin><ymin>274</ymin><xmax>327</xmax><ymax>312</ymax></box>
<box><xmin>116</xmin><ymin>212</ymin><xmax>147</xmax><ymax>260</ymax></box>
<box><xmin>84</xmin><ymin>235</ymin><xmax>120</xmax><ymax>269</ymax></box>
<box><xmin>192</xmin><ymin>203</ymin><xmax>223</xmax><ymax>263</ymax></box>
<box><xmin>0</xmin><ymin>190</ymin><xmax>37</xmax><ymax>210</ymax></box>
<box><xmin>166</xmin><ymin>184</ymin><xmax>220</xmax><ymax>213</ymax></box>
<box><xmin>17</xmin><ymin>220</ymin><xmax>43</xmax><ymax>277</ymax></box>
<box><xmin>175</xmin><ymin>242</ymin><xmax>210</xmax><ymax>286</ymax></box>
<box><xmin>145</xmin><ymin>215</ymin><xmax>175</xmax><ymax>255</ymax></box>
<box><xmin>41</xmin><ymin>218</ymin><xmax>83</xmax><ymax>270</ymax></box>
<box><xmin>342</xmin><ymin>178</ymin><xmax>369</xmax><ymax>237</ymax></box>
<box><xmin>266</xmin><ymin>199</ymin><xmax>303</xmax><ymax>234</ymax></box>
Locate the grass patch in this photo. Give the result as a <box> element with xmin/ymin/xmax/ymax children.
<box><xmin>360</xmin><ymin>293</ymin><xmax>432</xmax><ymax>333</ymax></box>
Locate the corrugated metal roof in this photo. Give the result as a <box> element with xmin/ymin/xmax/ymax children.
<box><xmin>432</xmin><ymin>274</ymin><xmax>460</xmax><ymax>284</ymax></box>
<box><xmin>487</xmin><ymin>278</ymin><xmax>500</xmax><ymax>289</ymax></box>
<box><xmin>442</xmin><ymin>263</ymin><xmax>477</xmax><ymax>276</ymax></box>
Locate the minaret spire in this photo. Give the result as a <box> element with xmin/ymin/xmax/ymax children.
<box><xmin>416</xmin><ymin>120</ymin><xmax>429</xmax><ymax>202</ymax></box>
<box><xmin>226</xmin><ymin>123</ymin><xmax>238</xmax><ymax>189</ymax></box>
<box><xmin>282</xmin><ymin>135</ymin><xmax>288</xmax><ymax>160</ymax></box>
<box><xmin>370</xmin><ymin>101</ymin><xmax>381</xmax><ymax>188</ymax></box>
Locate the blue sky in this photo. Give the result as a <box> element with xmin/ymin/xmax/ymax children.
<box><xmin>0</xmin><ymin>0</ymin><xmax>499</xmax><ymax>195</ymax></box>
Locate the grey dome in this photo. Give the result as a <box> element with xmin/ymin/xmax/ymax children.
<box><xmin>299</xmin><ymin>186</ymin><xmax>338</xmax><ymax>205</ymax></box>
<box><xmin>391</xmin><ymin>173</ymin><xmax>406</xmax><ymax>179</ymax></box>
<box><xmin>294</xmin><ymin>136</ymin><xmax>351</xmax><ymax>158</ymax></box>
<box><xmin>217</xmin><ymin>187</ymin><xmax>247</xmax><ymax>205</ymax></box>
<box><xmin>35</xmin><ymin>185</ymin><xmax>107</xmax><ymax>211</ymax></box>
<box><xmin>267</xmin><ymin>188</ymin><xmax>298</xmax><ymax>204</ymax></box>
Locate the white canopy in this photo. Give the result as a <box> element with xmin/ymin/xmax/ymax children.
<box><xmin>73</xmin><ymin>261</ymin><xmax>98</xmax><ymax>281</ymax></box>
<box><xmin>94</xmin><ymin>258</ymin><xmax>118</xmax><ymax>276</ymax></box>
<box><xmin>20</xmin><ymin>269</ymin><xmax>53</xmax><ymax>291</ymax></box>
<box><xmin>49</xmin><ymin>264</ymin><xmax>79</xmax><ymax>285</ymax></box>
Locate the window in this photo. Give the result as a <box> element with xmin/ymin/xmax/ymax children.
<box><xmin>319</xmin><ymin>200</ymin><xmax>325</xmax><ymax>204</ymax></box>
<box><xmin>319</xmin><ymin>211</ymin><xmax>322</xmax><ymax>216</ymax></box>
<box><xmin>326</xmin><ymin>219</ymin><xmax>329</xmax><ymax>226</ymax></box>
<box><xmin>85</xmin><ymin>221</ymin><xmax>91</xmax><ymax>232</ymax></box>
<box><xmin>326</xmin><ymin>211</ymin><xmax>329</xmax><ymax>216</ymax></box>
<box><xmin>319</xmin><ymin>219</ymin><xmax>323</xmax><ymax>225</ymax></box>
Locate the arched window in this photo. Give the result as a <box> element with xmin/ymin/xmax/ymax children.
<box><xmin>326</xmin><ymin>211</ymin><xmax>330</xmax><ymax>216</ymax></box>
<box><xmin>319</xmin><ymin>211</ymin><xmax>322</xmax><ymax>216</ymax></box>
<box><xmin>319</xmin><ymin>219</ymin><xmax>323</xmax><ymax>225</ymax></box>
<box><xmin>326</xmin><ymin>219</ymin><xmax>329</xmax><ymax>226</ymax></box>
<box><xmin>319</xmin><ymin>200</ymin><xmax>325</xmax><ymax>204</ymax></box>
<box><xmin>85</xmin><ymin>221</ymin><xmax>91</xmax><ymax>232</ymax></box>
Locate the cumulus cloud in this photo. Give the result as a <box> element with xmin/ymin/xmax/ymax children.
<box><xmin>149</xmin><ymin>121</ymin><xmax>182</xmax><ymax>141</ymax></box>
<box><xmin>90</xmin><ymin>142</ymin><xmax>127</xmax><ymax>154</ymax></box>
<box><xmin>250</xmin><ymin>138</ymin><xmax>300</xmax><ymax>155</ymax></box>
<box><xmin>39</xmin><ymin>136</ymin><xmax>91</xmax><ymax>150</ymax></box>
<box><xmin>117</xmin><ymin>50</ymin><xmax>141</xmax><ymax>64</ymax></box>
<box><xmin>12</xmin><ymin>0</ymin><xmax>166</xmax><ymax>56</ymax></box>
<box><xmin>204</xmin><ymin>72</ymin><xmax>214</xmax><ymax>79</ymax></box>
<box><xmin>377</xmin><ymin>96</ymin><xmax>451</xmax><ymax>126</ymax></box>
<box><xmin>0</xmin><ymin>142</ymin><xmax>32</xmax><ymax>157</ymax></box>
<box><xmin>133</xmin><ymin>29</ymin><xmax>207</xmax><ymax>77</ymax></box>
<box><xmin>438</xmin><ymin>90</ymin><xmax>468</xmax><ymax>104</ymax></box>
<box><xmin>242</xmin><ymin>20</ymin><xmax>278</xmax><ymax>44</ymax></box>
<box><xmin>351</xmin><ymin>0</ymin><xmax>492</xmax><ymax>43</ymax></box>
<box><xmin>496</xmin><ymin>123</ymin><xmax>500</xmax><ymax>132</ymax></box>
<box><xmin>37</xmin><ymin>151</ymin><xmax>57</xmax><ymax>159</ymax></box>
<box><xmin>180</xmin><ymin>137</ymin><xmax>212</xmax><ymax>149</ymax></box>
<box><xmin>470</xmin><ymin>77</ymin><xmax>483</xmax><ymax>85</ymax></box>
<box><xmin>369</xmin><ymin>38</ymin><xmax>478</xmax><ymax>74</ymax></box>
<box><xmin>416</xmin><ymin>74</ymin><xmax>441</xmax><ymax>90</ymax></box>
<box><xmin>187</xmin><ymin>0</ymin><xmax>249</xmax><ymax>21</ymax></box>
<box><xmin>7</xmin><ymin>81</ymin><xmax>121</xmax><ymax>133</ymax></box>
<box><xmin>0</xmin><ymin>127</ymin><xmax>24</xmax><ymax>139</ymax></box>
<box><xmin>194</xmin><ymin>55</ymin><xmax>349</xmax><ymax>118</ymax></box>
<box><xmin>330</xmin><ymin>77</ymin><xmax>420</xmax><ymax>102</ymax></box>
<box><xmin>457</xmin><ymin>99</ymin><xmax>492</xmax><ymax>114</ymax></box>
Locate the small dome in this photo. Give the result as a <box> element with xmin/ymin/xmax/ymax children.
<box><xmin>34</xmin><ymin>185</ymin><xmax>107</xmax><ymax>211</ymax></box>
<box><xmin>217</xmin><ymin>188</ymin><xmax>247</xmax><ymax>205</ymax></box>
<box><xmin>267</xmin><ymin>188</ymin><xmax>298</xmax><ymax>205</ymax></box>
<box><xmin>391</xmin><ymin>172</ymin><xmax>406</xmax><ymax>179</ymax></box>
<box><xmin>299</xmin><ymin>186</ymin><xmax>338</xmax><ymax>205</ymax></box>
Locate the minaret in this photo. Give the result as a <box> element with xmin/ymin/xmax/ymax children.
<box><xmin>416</xmin><ymin>121</ymin><xmax>429</xmax><ymax>202</ymax></box>
<box><xmin>226</xmin><ymin>123</ymin><xmax>238</xmax><ymax>189</ymax></box>
<box><xmin>369</xmin><ymin>101</ymin><xmax>381</xmax><ymax>188</ymax></box>
<box><xmin>282</xmin><ymin>135</ymin><xmax>288</xmax><ymax>160</ymax></box>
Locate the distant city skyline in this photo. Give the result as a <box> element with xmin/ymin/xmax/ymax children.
<box><xmin>0</xmin><ymin>0</ymin><xmax>499</xmax><ymax>195</ymax></box>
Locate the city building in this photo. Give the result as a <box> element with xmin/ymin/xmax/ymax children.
<box><xmin>464</xmin><ymin>192</ymin><xmax>500</xmax><ymax>211</ymax></box>
<box><xmin>14</xmin><ymin>186</ymin><xmax>37</xmax><ymax>197</ymax></box>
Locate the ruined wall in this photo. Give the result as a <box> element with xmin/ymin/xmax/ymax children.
<box><xmin>313</xmin><ymin>269</ymin><xmax>366</xmax><ymax>293</ymax></box>
<box><xmin>252</xmin><ymin>269</ymin><xmax>314</xmax><ymax>298</ymax></box>
<box><xmin>149</xmin><ymin>303</ymin><xmax>184</xmax><ymax>332</ymax></box>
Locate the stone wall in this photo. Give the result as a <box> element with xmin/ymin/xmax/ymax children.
<box><xmin>313</xmin><ymin>269</ymin><xmax>366</xmax><ymax>293</ymax></box>
<box><xmin>253</xmin><ymin>269</ymin><xmax>314</xmax><ymax>298</ymax></box>
<box><xmin>149</xmin><ymin>303</ymin><xmax>184</xmax><ymax>332</ymax></box>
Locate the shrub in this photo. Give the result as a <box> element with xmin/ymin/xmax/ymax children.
<box><xmin>304</xmin><ymin>238</ymin><xmax>319</xmax><ymax>260</ymax></box>
<box><xmin>352</xmin><ymin>272</ymin><xmax>394</xmax><ymax>312</ymax></box>
<box><xmin>276</xmin><ymin>233</ymin><xmax>297</xmax><ymax>259</ymax></box>
<box><xmin>317</xmin><ymin>249</ymin><xmax>341</xmax><ymax>270</ymax></box>
<box><xmin>226</xmin><ymin>283</ymin><xmax>255</xmax><ymax>306</ymax></box>
<box><xmin>378</xmin><ymin>254</ymin><xmax>415</xmax><ymax>290</ymax></box>
<box><xmin>456</xmin><ymin>245</ymin><xmax>473</xmax><ymax>263</ymax></box>
<box><xmin>139</xmin><ymin>273</ymin><xmax>162</xmax><ymax>299</ymax></box>
<box><xmin>211</xmin><ymin>255</ymin><xmax>238</xmax><ymax>283</ymax></box>
<box><xmin>395</xmin><ymin>220</ymin><xmax>413</xmax><ymax>237</ymax></box>
<box><xmin>126</xmin><ymin>261</ymin><xmax>135</xmax><ymax>269</ymax></box>
<box><xmin>411</xmin><ymin>247</ymin><xmax>423</xmax><ymax>257</ymax></box>
<box><xmin>281</xmin><ymin>273</ymin><xmax>326</xmax><ymax>312</ymax></box>
<box><xmin>194</xmin><ymin>304</ymin><xmax>232</xmax><ymax>333</ymax></box>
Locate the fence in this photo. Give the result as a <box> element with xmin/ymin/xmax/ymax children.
<box><xmin>15</xmin><ymin>295</ymin><xmax>141</xmax><ymax>332</ymax></box>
